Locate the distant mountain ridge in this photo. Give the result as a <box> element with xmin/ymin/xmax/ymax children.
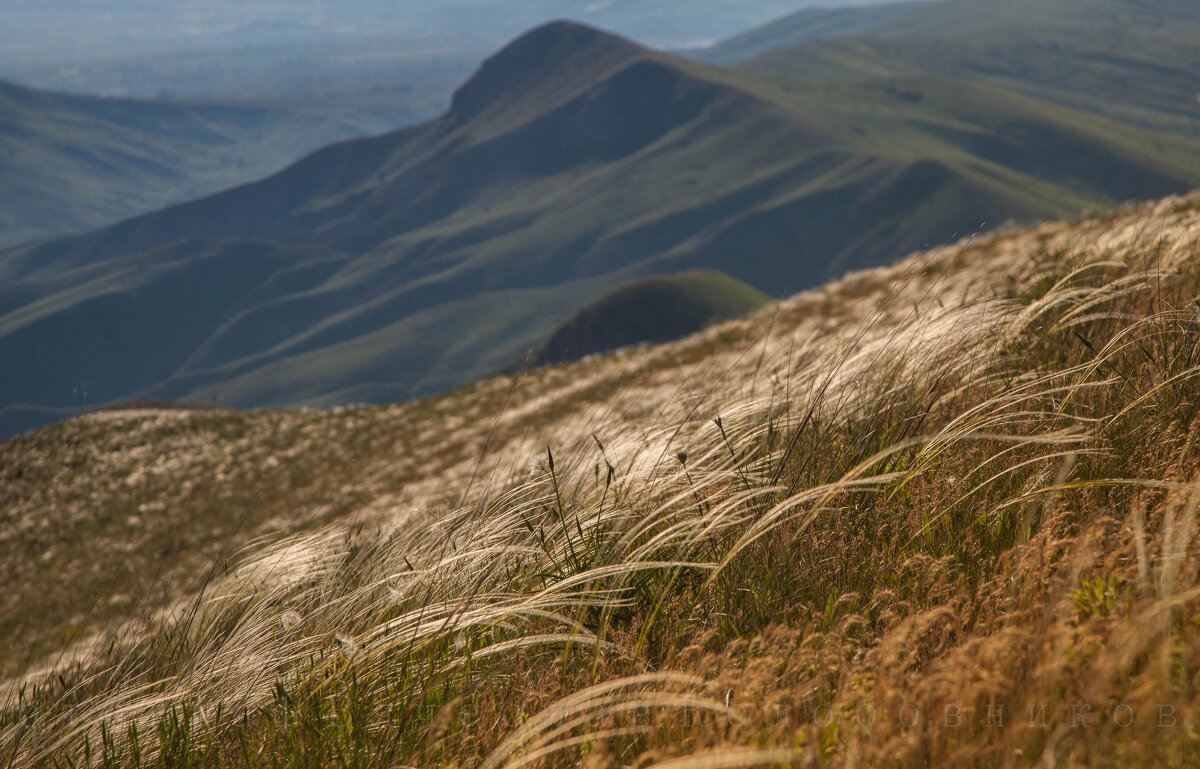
<box><xmin>0</xmin><ymin>79</ymin><xmax>433</xmax><ymax>249</ymax></box>
<box><xmin>1</xmin><ymin>17</ymin><xmax>1198</xmax><ymax>438</ymax></box>
<box><xmin>700</xmin><ymin>0</ymin><xmax>1200</xmax><ymax>134</ymax></box>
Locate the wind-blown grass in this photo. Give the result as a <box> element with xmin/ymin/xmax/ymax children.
<box><xmin>4</xmin><ymin>194</ymin><xmax>1200</xmax><ymax>767</ymax></box>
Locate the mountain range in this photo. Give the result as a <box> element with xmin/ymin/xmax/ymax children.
<box><xmin>1</xmin><ymin>0</ymin><xmax>896</xmax><ymax>72</ymax></box>
<box><xmin>2</xmin><ymin>0</ymin><xmax>1199</xmax><ymax>439</ymax></box>
<box><xmin>702</xmin><ymin>0</ymin><xmax>1200</xmax><ymax>133</ymax></box>
<box><xmin>0</xmin><ymin>79</ymin><xmax>439</xmax><ymax>248</ymax></box>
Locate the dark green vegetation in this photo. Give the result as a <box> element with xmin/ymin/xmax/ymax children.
<box><xmin>3</xmin><ymin>0</ymin><xmax>1200</xmax><ymax>438</ymax></box>
<box><xmin>0</xmin><ymin>79</ymin><xmax>442</xmax><ymax>249</ymax></box>
<box><xmin>531</xmin><ymin>269</ymin><xmax>769</xmax><ymax>365</ymax></box>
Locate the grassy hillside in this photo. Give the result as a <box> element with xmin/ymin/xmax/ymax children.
<box><xmin>530</xmin><ymin>269</ymin><xmax>769</xmax><ymax>364</ymax></box>
<box><xmin>702</xmin><ymin>0</ymin><xmax>1200</xmax><ymax>134</ymax></box>
<box><xmin>702</xmin><ymin>0</ymin><xmax>1200</xmax><ymax>62</ymax></box>
<box><xmin>2</xmin><ymin>20</ymin><xmax>1197</xmax><ymax>439</ymax></box>
<box><xmin>0</xmin><ymin>79</ymin><xmax>440</xmax><ymax>249</ymax></box>
<box><xmin>4</xmin><ymin>194</ymin><xmax>1200</xmax><ymax>766</ymax></box>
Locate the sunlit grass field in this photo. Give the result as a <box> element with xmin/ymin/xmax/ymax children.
<box><xmin>5</xmin><ymin>193</ymin><xmax>1200</xmax><ymax>766</ymax></box>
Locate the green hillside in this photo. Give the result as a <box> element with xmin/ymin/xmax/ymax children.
<box><xmin>702</xmin><ymin>0</ymin><xmax>1200</xmax><ymax>62</ymax></box>
<box><xmin>702</xmin><ymin>0</ymin><xmax>1200</xmax><ymax>134</ymax></box>
<box><xmin>531</xmin><ymin>269</ymin><xmax>769</xmax><ymax>364</ymax></box>
<box><xmin>1</xmin><ymin>18</ymin><xmax>1197</xmax><ymax>438</ymax></box>
<box><xmin>699</xmin><ymin>1</ymin><xmax>921</xmax><ymax>64</ymax></box>
<box><xmin>0</xmin><ymin>80</ymin><xmax>436</xmax><ymax>249</ymax></box>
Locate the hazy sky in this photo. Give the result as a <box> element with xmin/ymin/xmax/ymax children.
<box><xmin>0</xmin><ymin>1</ymin><xmax>890</xmax><ymax>66</ymax></box>
<box><xmin>0</xmin><ymin>0</ymin><xmax>899</xmax><ymax>102</ymax></box>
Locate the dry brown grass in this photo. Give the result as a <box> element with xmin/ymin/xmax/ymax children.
<box><xmin>4</xmin><ymin>194</ymin><xmax>1200</xmax><ymax>767</ymax></box>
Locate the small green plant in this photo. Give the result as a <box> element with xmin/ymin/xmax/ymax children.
<box><xmin>1072</xmin><ymin>576</ymin><xmax>1124</xmax><ymax>621</ymax></box>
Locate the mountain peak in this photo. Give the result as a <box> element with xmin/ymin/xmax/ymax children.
<box><xmin>513</xmin><ymin>19</ymin><xmax>614</xmax><ymax>47</ymax></box>
<box><xmin>449</xmin><ymin>21</ymin><xmax>645</xmax><ymax>122</ymax></box>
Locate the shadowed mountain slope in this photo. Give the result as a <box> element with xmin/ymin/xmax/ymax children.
<box><xmin>530</xmin><ymin>269</ymin><xmax>769</xmax><ymax>365</ymax></box>
<box><xmin>0</xmin><ymin>80</ymin><xmax>435</xmax><ymax>249</ymax></box>
<box><xmin>1</xmin><ymin>20</ymin><xmax>1198</xmax><ymax>438</ymax></box>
